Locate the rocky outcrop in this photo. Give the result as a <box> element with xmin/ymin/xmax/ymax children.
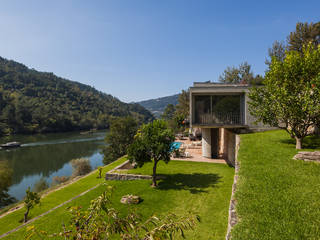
<box><xmin>120</xmin><ymin>195</ymin><xmax>141</xmax><ymax>204</ymax></box>
<box><xmin>293</xmin><ymin>151</ymin><xmax>320</xmax><ymax>162</ymax></box>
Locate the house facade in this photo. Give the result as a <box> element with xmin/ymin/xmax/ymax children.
<box><xmin>189</xmin><ymin>82</ymin><xmax>270</xmax><ymax>164</ymax></box>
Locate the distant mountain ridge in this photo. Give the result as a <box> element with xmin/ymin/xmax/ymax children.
<box><xmin>137</xmin><ymin>94</ymin><xmax>179</xmax><ymax>118</ymax></box>
<box><xmin>0</xmin><ymin>56</ymin><xmax>154</xmax><ymax>136</ymax></box>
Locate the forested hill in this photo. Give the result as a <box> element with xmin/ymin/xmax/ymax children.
<box><xmin>0</xmin><ymin>56</ymin><xmax>154</xmax><ymax>136</ymax></box>
<box><xmin>137</xmin><ymin>94</ymin><xmax>179</xmax><ymax>118</ymax></box>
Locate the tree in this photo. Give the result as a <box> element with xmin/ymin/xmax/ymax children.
<box><xmin>128</xmin><ymin>120</ymin><xmax>175</xmax><ymax>187</ymax></box>
<box><xmin>0</xmin><ymin>161</ymin><xmax>15</xmax><ymax>207</ymax></box>
<box><xmin>287</xmin><ymin>22</ymin><xmax>320</xmax><ymax>52</ymax></box>
<box><xmin>175</xmin><ymin>90</ymin><xmax>189</xmax><ymax>120</ymax></box>
<box><xmin>219</xmin><ymin>62</ymin><xmax>263</xmax><ymax>85</ymax></box>
<box><xmin>103</xmin><ymin>117</ymin><xmax>139</xmax><ymax>164</ymax></box>
<box><xmin>266</xmin><ymin>22</ymin><xmax>320</xmax><ymax>66</ymax></box>
<box><xmin>161</xmin><ymin>104</ymin><xmax>176</xmax><ymax>120</ymax></box>
<box><xmin>26</xmin><ymin>186</ymin><xmax>199</xmax><ymax>239</ymax></box>
<box><xmin>249</xmin><ymin>44</ymin><xmax>320</xmax><ymax>149</ymax></box>
<box><xmin>24</xmin><ymin>188</ymin><xmax>40</xmax><ymax>223</ymax></box>
<box><xmin>265</xmin><ymin>40</ymin><xmax>286</xmax><ymax>66</ymax></box>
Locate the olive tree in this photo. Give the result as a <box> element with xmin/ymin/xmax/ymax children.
<box><xmin>24</xmin><ymin>188</ymin><xmax>40</xmax><ymax>223</ymax></box>
<box><xmin>128</xmin><ymin>120</ymin><xmax>175</xmax><ymax>187</ymax></box>
<box><xmin>249</xmin><ymin>45</ymin><xmax>320</xmax><ymax>149</ymax></box>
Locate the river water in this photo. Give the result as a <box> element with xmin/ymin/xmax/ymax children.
<box><xmin>0</xmin><ymin>130</ymin><xmax>106</xmax><ymax>201</ymax></box>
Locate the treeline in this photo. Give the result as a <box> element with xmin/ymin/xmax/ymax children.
<box><xmin>0</xmin><ymin>57</ymin><xmax>154</xmax><ymax>136</ymax></box>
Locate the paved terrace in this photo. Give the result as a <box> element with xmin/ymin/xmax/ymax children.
<box><xmin>171</xmin><ymin>138</ymin><xmax>227</xmax><ymax>164</ymax></box>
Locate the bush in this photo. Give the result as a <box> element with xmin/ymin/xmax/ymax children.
<box><xmin>32</xmin><ymin>178</ymin><xmax>49</xmax><ymax>193</ymax></box>
<box><xmin>52</xmin><ymin>176</ymin><xmax>70</xmax><ymax>186</ymax></box>
<box><xmin>70</xmin><ymin>158</ymin><xmax>92</xmax><ymax>177</ymax></box>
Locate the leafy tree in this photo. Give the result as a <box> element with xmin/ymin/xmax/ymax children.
<box><xmin>265</xmin><ymin>40</ymin><xmax>286</xmax><ymax>66</ymax></box>
<box><xmin>287</xmin><ymin>22</ymin><xmax>320</xmax><ymax>52</ymax></box>
<box><xmin>0</xmin><ymin>161</ymin><xmax>15</xmax><ymax>207</ymax></box>
<box><xmin>266</xmin><ymin>22</ymin><xmax>320</xmax><ymax>66</ymax></box>
<box><xmin>26</xmin><ymin>186</ymin><xmax>199</xmax><ymax>239</ymax></box>
<box><xmin>175</xmin><ymin>90</ymin><xmax>189</xmax><ymax>120</ymax></box>
<box><xmin>249</xmin><ymin>44</ymin><xmax>320</xmax><ymax>149</ymax></box>
<box><xmin>219</xmin><ymin>62</ymin><xmax>263</xmax><ymax>85</ymax></box>
<box><xmin>128</xmin><ymin>120</ymin><xmax>175</xmax><ymax>187</ymax></box>
<box><xmin>103</xmin><ymin>117</ymin><xmax>139</xmax><ymax>164</ymax></box>
<box><xmin>161</xmin><ymin>104</ymin><xmax>176</xmax><ymax>120</ymax></box>
<box><xmin>24</xmin><ymin>188</ymin><xmax>40</xmax><ymax>223</ymax></box>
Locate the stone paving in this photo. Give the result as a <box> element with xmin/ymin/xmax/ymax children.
<box><xmin>171</xmin><ymin>138</ymin><xmax>227</xmax><ymax>164</ymax></box>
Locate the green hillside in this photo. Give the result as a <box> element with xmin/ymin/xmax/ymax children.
<box><xmin>0</xmin><ymin>57</ymin><xmax>154</xmax><ymax>136</ymax></box>
<box><xmin>137</xmin><ymin>94</ymin><xmax>179</xmax><ymax>118</ymax></box>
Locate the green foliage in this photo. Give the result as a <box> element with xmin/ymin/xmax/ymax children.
<box><xmin>103</xmin><ymin>116</ymin><xmax>139</xmax><ymax>164</ymax></box>
<box><xmin>0</xmin><ymin>161</ymin><xmax>15</xmax><ymax>207</ymax></box>
<box><xmin>0</xmin><ymin>57</ymin><xmax>153</xmax><ymax>136</ymax></box>
<box><xmin>219</xmin><ymin>62</ymin><xmax>263</xmax><ymax>85</ymax></box>
<box><xmin>32</xmin><ymin>178</ymin><xmax>49</xmax><ymax>193</ymax></box>
<box><xmin>175</xmin><ymin>90</ymin><xmax>189</xmax><ymax>120</ymax></box>
<box><xmin>266</xmin><ymin>21</ymin><xmax>320</xmax><ymax>66</ymax></box>
<box><xmin>287</xmin><ymin>22</ymin><xmax>320</xmax><ymax>52</ymax></box>
<box><xmin>70</xmin><ymin>158</ymin><xmax>92</xmax><ymax>177</ymax></box>
<box><xmin>249</xmin><ymin>44</ymin><xmax>320</xmax><ymax>149</ymax></box>
<box><xmin>128</xmin><ymin>120</ymin><xmax>175</xmax><ymax>187</ymax></box>
<box><xmin>24</xmin><ymin>188</ymin><xmax>40</xmax><ymax>223</ymax></box>
<box><xmin>25</xmin><ymin>185</ymin><xmax>199</xmax><ymax>240</ymax></box>
<box><xmin>51</xmin><ymin>176</ymin><xmax>69</xmax><ymax>186</ymax></box>
<box><xmin>161</xmin><ymin>104</ymin><xmax>176</xmax><ymax>120</ymax></box>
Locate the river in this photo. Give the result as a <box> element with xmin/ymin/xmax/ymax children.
<box><xmin>0</xmin><ymin>130</ymin><xmax>107</xmax><ymax>202</ymax></box>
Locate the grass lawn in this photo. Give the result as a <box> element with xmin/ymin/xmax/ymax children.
<box><xmin>2</xmin><ymin>159</ymin><xmax>234</xmax><ymax>240</ymax></box>
<box><xmin>0</xmin><ymin>157</ymin><xmax>127</xmax><ymax>236</ymax></box>
<box><xmin>232</xmin><ymin>130</ymin><xmax>320</xmax><ymax>240</ymax></box>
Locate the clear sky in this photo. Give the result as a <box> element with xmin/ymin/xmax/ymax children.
<box><xmin>0</xmin><ymin>1</ymin><xmax>319</xmax><ymax>102</ymax></box>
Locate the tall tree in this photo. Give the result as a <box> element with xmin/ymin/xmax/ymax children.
<box><xmin>128</xmin><ymin>120</ymin><xmax>175</xmax><ymax>187</ymax></box>
<box><xmin>219</xmin><ymin>62</ymin><xmax>263</xmax><ymax>85</ymax></box>
<box><xmin>175</xmin><ymin>90</ymin><xmax>189</xmax><ymax>119</ymax></box>
<box><xmin>249</xmin><ymin>44</ymin><xmax>320</xmax><ymax>149</ymax></box>
<box><xmin>265</xmin><ymin>40</ymin><xmax>286</xmax><ymax>66</ymax></box>
<box><xmin>161</xmin><ymin>104</ymin><xmax>176</xmax><ymax>121</ymax></box>
<box><xmin>287</xmin><ymin>22</ymin><xmax>320</xmax><ymax>52</ymax></box>
<box><xmin>103</xmin><ymin>116</ymin><xmax>139</xmax><ymax>164</ymax></box>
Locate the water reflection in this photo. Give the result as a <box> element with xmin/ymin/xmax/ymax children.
<box><xmin>0</xmin><ymin>131</ymin><xmax>106</xmax><ymax>202</ymax></box>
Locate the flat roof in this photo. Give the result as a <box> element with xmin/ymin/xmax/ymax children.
<box><xmin>190</xmin><ymin>82</ymin><xmax>250</xmax><ymax>94</ymax></box>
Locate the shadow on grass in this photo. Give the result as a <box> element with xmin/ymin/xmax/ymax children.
<box><xmin>157</xmin><ymin>173</ymin><xmax>221</xmax><ymax>194</ymax></box>
<box><xmin>280</xmin><ymin>135</ymin><xmax>320</xmax><ymax>149</ymax></box>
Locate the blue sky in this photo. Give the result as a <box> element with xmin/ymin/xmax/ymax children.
<box><xmin>0</xmin><ymin>1</ymin><xmax>319</xmax><ymax>102</ymax></box>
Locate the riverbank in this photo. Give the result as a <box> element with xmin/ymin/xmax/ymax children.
<box><xmin>0</xmin><ymin>157</ymin><xmax>127</xmax><ymax>237</ymax></box>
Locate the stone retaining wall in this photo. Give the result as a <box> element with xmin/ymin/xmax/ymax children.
<box><xmin>105</xmin><ymin>173</ymin><xmax>152</xmax><ymax>181</ymax></box>
<box><xmin>225</xmin><ymin>134</ymin><xmax>240</xmax><ymax>240</ymax></box>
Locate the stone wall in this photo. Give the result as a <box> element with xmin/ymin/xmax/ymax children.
<box><xmin>105</xmin><ymin>173</ymin><xmax>153</xmax><ymax>181</ymax></box>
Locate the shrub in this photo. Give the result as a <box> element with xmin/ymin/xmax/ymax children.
<box><xmin>70</xmin><ymin>158</ymin><xmax>92</xmax><ymax>177</ymax></box>
<box><xmin>32</xmin><ymin>178</ymin><xmax>49</xmax><ymax>193</ymax></box>
<box><xmin>51</xmin><ymin>176</ymin><xmax>70</xmax><ymax>186</ymax></box>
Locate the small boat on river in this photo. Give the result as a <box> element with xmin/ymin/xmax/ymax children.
<box><xmin>0</xmin><ymin>141</ymin><xmax>21</xmax><ymax>149</ymax></box>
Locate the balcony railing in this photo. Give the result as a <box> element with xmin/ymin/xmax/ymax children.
<box><xmin>194</xmin><ymin>112</ymin><xmax>243</xmax><ymax>125</ymax></box>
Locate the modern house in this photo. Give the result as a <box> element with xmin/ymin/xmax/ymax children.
<box><xmin>189</xmin><ymin>82</ymin><xmax>269</xmax><ymax>165</ymax></box>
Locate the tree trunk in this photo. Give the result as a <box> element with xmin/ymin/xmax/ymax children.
<box><xmin>151</xmin><ymin>160</ymin><xmax>159</xmax><ymax>187</ymax></box>
<box><xmin>24</xmin><ymin>208</ymin><xmax>29</xmax><ymax>223</ymax></box>
<box><xmin>295</xmin><ymin>137</ymin><xmax>303</xmax><ymax>149</ymax></box>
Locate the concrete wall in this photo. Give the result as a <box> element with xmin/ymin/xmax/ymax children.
<box><xmin>223</xmin><ymin>129</ymin><xmax>238</xmax><ymax>166</ymax></box>
<box><xmin>202</xmin><ymin>128</ymin><xmax>212</xmax><ymax>158</ymax></box>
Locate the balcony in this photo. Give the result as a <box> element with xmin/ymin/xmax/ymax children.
<box><xmin>191</xmin><ymin>94</ymin><xmax>245</xmax><ymax>127</ymax></box>
<box><xmin>196</xmin><ymin>112</ymin><xmax>243</xmax><ymax>125</ymax></box>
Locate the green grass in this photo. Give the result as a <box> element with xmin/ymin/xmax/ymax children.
<box><xmin>0</xmin><ymin>157</ymin><xmax>127</xmax><ymax>236</ymax></box>
<box><xmin>2</xmin><ymin>160</ymin><xmax>234</xmax><ymax>240</ymax></box>
<box><xmin>232</xmin><ymin>130</ymin><xmax>320</xmax><ymax>240</ymax></box>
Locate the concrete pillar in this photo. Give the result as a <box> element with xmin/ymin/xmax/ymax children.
<box><xmin>211</xmin><ymin>128</ymin><xmax>219</xmax><ymax>159</ymax></box>
<box><xmin>202</xmin><ymin>128</ymin><xmax>211</xmax><ymax>158</ymax></box>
